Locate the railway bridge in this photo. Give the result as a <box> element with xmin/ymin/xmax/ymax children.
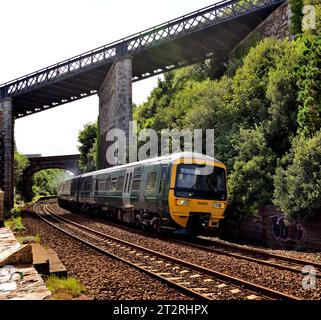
<box><xmin>0</xmin><ymin>0</ymin><xmax>287</xmax><ymax>208</ymax></box>
<box><xmin>22</xmin><ymin>154</ymin><xmax>81</xmax><ymax>201</ymax></box>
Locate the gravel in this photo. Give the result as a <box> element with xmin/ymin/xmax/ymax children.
<box><xmin>50</xmin><ymin>203</ymin><xmax>321</xmax><ymax>300</ymax></box>
<box><xmin>21</xmin><ymin>210</ymin><xmax>189</xmax><ymax>300</ymax></box>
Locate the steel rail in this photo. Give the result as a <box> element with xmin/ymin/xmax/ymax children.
<box><xmin>53</xmin><ymin>202</ymin><xmax>321</xmax><ymax>277</ymax></box>
<box><xmin>39</xmin><ymin>203</ymin><xmax>300</xmax><ymax>300</ymax></box>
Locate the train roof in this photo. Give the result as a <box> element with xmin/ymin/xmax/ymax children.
<box><xmin>74</xmin><ymin>152</ymin><xmax>223</xmax><ymax>179</ymax></box>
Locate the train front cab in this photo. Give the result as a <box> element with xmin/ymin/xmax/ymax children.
<box><xmin>168</xmin><ymin>157</ymin><xmax>227</xmax><ymax>234</ymax></box>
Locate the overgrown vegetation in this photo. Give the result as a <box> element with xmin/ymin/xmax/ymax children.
<box><xmin>4</xmin><ymin>216</ymin><xmax>25</xmax><ymax>231</ymax></box>
<box><xmin>45</xmin><ymin>275</ymin><xmax>86</xmax><ymax>300</ymax></box>
<box><xmin>17</xmin><ymin>235</ymin><xmax>41</xmax><ymax>244</ymax></box>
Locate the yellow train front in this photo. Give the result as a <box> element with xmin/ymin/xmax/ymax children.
<box><xmin>58</xmin><ymin>152</ymin><xmax>227</xmax><ymax>235</ymax></box>
<box><xmin>167</xmin><ymin>154</ymin><xmax>227</xmax><ymax>234</ymax></box>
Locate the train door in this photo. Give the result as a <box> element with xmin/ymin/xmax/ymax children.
<box><xmin>122</xmin><ymin>168</ymin><xmax>135</xmax><ymax>224</ymax></box>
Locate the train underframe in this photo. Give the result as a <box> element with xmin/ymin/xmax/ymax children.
<box><xmin>58</xmin><ymin>198</ymin><xmax>215</xmax><ymax>235</ymax></box>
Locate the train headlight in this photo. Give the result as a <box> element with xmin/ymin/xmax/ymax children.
<box><xmin>213</xmin><ymin>203</ymin><xmax>225</xmax><ymax>209</ymax></box>
<box><xmin>176</xmin><ymin>199</ymin><xmax>189</xmax><ymax>206</ymax></box>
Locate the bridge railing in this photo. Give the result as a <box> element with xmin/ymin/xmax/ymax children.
<box><xmin>0</xmin><ymin>0</ymin><xmax>283</xmax><ymax>98</ymax></box>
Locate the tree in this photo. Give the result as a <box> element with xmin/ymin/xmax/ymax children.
<box><xmin>228</xmin><ymin>126</ymin><xmax>276</xmax><ymax>218</ymax></box>
<box><xmin>77</xmin><ymin>122</ymin><xmax>97</xmax><ymax>172</ymax></box>
<box><xmin>295</xmin><ymin>36</ymin><xmax>321</xmax><ymax>135</ymax></box>
<box><xmin>289</xmin><ymin>0</ymin><xmax>304</xmax><ymax>35</ymax></box>
<box><xmin>265</xmin><ymin>38</ymin><xmax>305</xmax><ymax>155</ymax></box>
<box><xmin>273</xmin><ymin>131</ymin><xmax>321</xmax><ymax>221</ymax></box>
<box><xmin>231</xmin><ymin>38</ymin><xmax>290</xmax><ymax>129</ymax></box>
<box><xmin>14</xmin><ymin>150</ymin><xmax>29</xmax><ymax>195</ymax></box>
<box><xmin>32</xmin><ymin>169</ymin><xmax>70</xmax><ymax>197</ymax></box>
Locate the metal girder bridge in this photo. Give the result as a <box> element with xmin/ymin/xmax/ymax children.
<box><xmin>0</xmin><ymin>0</ymin><xmax>284</xmax><ymax>119</ymax></box>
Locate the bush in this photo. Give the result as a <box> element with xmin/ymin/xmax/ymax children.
<box><xmin>228</xmin><ymin>126</ymin><xmax>276</xmax><ymax>218</ymax></box>
<box><xmin>295</xmin><ymin>36</ymin><xmax>321</xmax><ymax>135</ymax></box>
<box><xmin>273</xmin><ymin>131</ymin><xmax>321</xmax><ymax>221</ymax></box>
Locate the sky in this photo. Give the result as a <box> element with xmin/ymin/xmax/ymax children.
<box><xmin>0</xmin><ymin>0</ymin><xmax>218</xmax><ymax>156</ymax></box>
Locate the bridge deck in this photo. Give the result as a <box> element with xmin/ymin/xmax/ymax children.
<box><xmin>0</xmin><ymin>0</ymin><xmax>285</xmax><ymax>119</ymax></box>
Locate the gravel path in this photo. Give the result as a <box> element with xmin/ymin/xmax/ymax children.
<box><xmin>22</xmin><ymin>211</ymin><xmax>189</xmax><ymax>300</ymax></box>
<box><xmin>50</xmin><ymin>203</ymin><xmax>321</xmax><ymax>300</ymax></box>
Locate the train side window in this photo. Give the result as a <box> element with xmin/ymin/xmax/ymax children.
<box><xmin>159</xmin><ymin>166</ymin><xmax>167</xmax><ymax>194</ymax></box>
<box><xmin>105</xmin><ymin>177</ymin><xmax>111</xmax><ymax>191</ymax></box>
<box><xmin>111</xmin><ymin>178</ymin><xmax>117</xmax><ymax>192</ymax></box>
<box><xmin>117</xmin><ymin>176</ymin><xmax>124</xmax><ymax>191</ymax></box>
<box><xmin>84</xmin><ymin>180</ymin><xmax>92</xmax><ymax>192</ymax></box>
<box><xmin>132</xmin><ymin>174</ymin><xmax>142</xmax><ymax>191</ymax></box>
<box><xmin>146</xmin><ymin>172</ymin><xmax>157</xmax><ymax>191</ymax></box>
<box><xmin>99</xmin><ymin>179</ymin><xmax>106</xmax><ymax>191</ymax></box>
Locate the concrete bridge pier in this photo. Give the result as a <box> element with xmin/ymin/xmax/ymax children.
<box><xmin>98</xmin><ymin>56</ymin><xmax>133</xmax><ymax>169</ymax></box>
<box><xmin>0</xmin><ymin>98</ymin><xmax>14</xmax><ymax>210</ymax></box>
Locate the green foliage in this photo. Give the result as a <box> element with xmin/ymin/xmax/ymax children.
<box><xmin>265</xmin><ymin>38</ymin><xmax>305</xmax><ymax>155</ymax></box>
<box><xmin>14</xmin><ymin>150</ymin><xmax>29</xmax><ymax>194</ymax></box>
<box><xmin>231</xmin><ymin>38</ymin><xmax>290</xmax><ymax>129</ymax></box>
<box><xmin>228</xmin><ymin>127</ymin><xmax>276</xmax><ymax>218</ymax></box>
<box><xmin>226</xmin><ymin>32</ymin><xmax>262</xmax><ymax>77</ymax></box>
<box><xmin>32</xmin><ymin>169</ymin><xmax>69</xmax><ymax>198</ymax></box>
<box><xmin>45</xmin><ymin>275</ymin><xmax>86</xmax><ymax>300</ymax></box>
<box><xmin>273</xmin><ymin>131</ymin><xmax>321</xmax><ymax>221</ymax></box>
<box><xmin>77</xmin><ymin>122</ymin><xmax>98</xmax><ymax>172</ymax></box>
<box><xmin>5</xmin><ymin>216</ymin><xmax>25</xmax><ymax>231</ymax></box>
<box><xmin>295</xmin><ymin>35</ymin><xmax>321</xmax><ymax>135</ymax></box>
<box><xmin>17</xmin><ymin>235</ymin><xmax>41</xmax><ymax>244</ymax></box>
<box><xmin>290</xmin><ymin>0</ymin><xmax>304</xmax><ymax>35</ymax></box>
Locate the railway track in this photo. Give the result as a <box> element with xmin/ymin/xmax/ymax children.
<box><xmin>35</xmin><ymin>202</ymin><xmax>300</xmax><ymax>301</ymax></box>
<box><xmin>169</xmin><ymin>237</ymin><xmax>321</xmax><ymax>278</ymax></box>
<box><xmin>50</xmin><ymin>201</ymin><xmax>321</xmax><ymax>278</ymax></box>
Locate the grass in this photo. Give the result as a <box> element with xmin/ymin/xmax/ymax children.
<box><xmin>4</xmin><ymin>216</ymin><xmax>25</xmax><ymax>231</ymax></box>
<box><xmin>17</xmin><ymin>235</ymin><xmax>41</xmax><ymax>244</ymax></box>
<box><xmin>45</xmin><ymin>275</ymin><xmax>86</xmax><ymax>300</ymax></box>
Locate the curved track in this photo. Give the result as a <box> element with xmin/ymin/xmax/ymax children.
<box><xmin>34</xmin><ymin>202</ymin><xmax>300</xmax><ymax>301</ymax></box>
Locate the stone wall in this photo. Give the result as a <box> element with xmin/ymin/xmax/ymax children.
<box><xmin>98</xmin><ymin>57</ymin><xmax>133</xmax><ymax>169</ymax></box>
<box><xmin>230</xmin><ymin>2</ymin><xmax>290</xmax><ymax>57</ymax></box>
<box><xmin>220</xmin><ymin>205</ymin><xmax>321</xmax><ymax>251</ymax></box>
<box><xmin>0</xmin><ymin>98</ymin><xmax>14</xmax><ymax>209</ymax></box>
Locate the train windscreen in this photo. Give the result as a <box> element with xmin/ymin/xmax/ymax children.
<box><xmin>175</xmin><ymin>164</ymin><xmax>226</xmax><ymax>201</ymax></box>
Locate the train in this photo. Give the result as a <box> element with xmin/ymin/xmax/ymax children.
<box><xmin>57</xmin><ymin>152</ymin><xmax>228</xmax><ymax>235</ymax></box>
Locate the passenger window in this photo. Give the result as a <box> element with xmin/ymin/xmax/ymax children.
<box><xmin>105</xmin><ymin>177</ymin><xmax>111</xmax><ymax>191</ymax></box>
<box><xmin>99</xmin><ymin>179</ymin><xmax>106</xmax><ymax>191</ymax></box>
<box><xmin>84</xmin><ymin>180</ymin><xmax>92</xmax><ymax>192</ymax></box>
<box><xmin>111</xmin><ymin>178</ymin><xmax>117</xmax><ymax>192</ymax></box>
<box><xmin>117</xmin><ymin>176</ymin><xmax>124</xmax><ymax>191</ymax></box>
<box><xmin>146</xmin><ymin>172</ymin><xmax>157</xmax><ymax>191</ymax></box>
<box><xmin>132</xmin><ymin>174</ymin><xmax>142</xmax><ymax>191</ymax></box>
